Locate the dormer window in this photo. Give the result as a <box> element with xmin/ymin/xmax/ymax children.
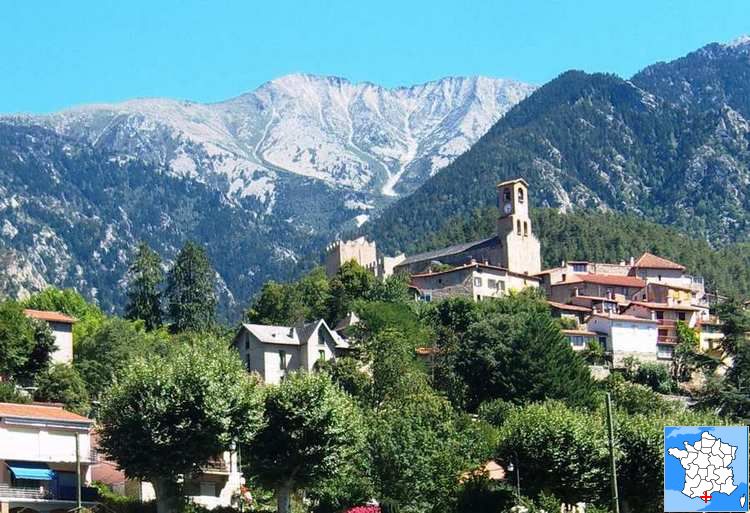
<box><xmin>518</xmin><ymin>187</ymin><xmax>525</xmax><ymax>203</ymax></box>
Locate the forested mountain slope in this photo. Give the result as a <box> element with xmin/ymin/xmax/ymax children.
<box><xmin>406</xmin><ymin>207</ymin><xmax>750</xmax><ymax>297</ymax></box>
<box><xmin>366</xmin><ymin>38</ymin><xmax>750</xmax><ymax>252</ymax></box>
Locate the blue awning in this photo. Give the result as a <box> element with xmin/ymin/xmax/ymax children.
<box><xmin>6</xmin><ymin>461</ymin><xmax>56</xmax><ymax>481</ymax></box>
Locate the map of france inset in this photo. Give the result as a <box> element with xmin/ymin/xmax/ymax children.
<box><xmin>665</xmin><ymin>426</ymin><xmax>749</xmax><ymax>512</ymax></box>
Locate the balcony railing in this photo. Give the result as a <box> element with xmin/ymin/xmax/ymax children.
<box><xmin>658</xmin><ymin>336</ymin><xmax>678</xmax><ymax>345</ymax></box>
<box><xmin>200</xmin><ymin>457</ymin><xmax>229</xmax><ymax>474</ymax></box>
<box><xmin>0</xmin><ymin>483</ymin><xmax>99</xmax><ymax>502</ymax></box>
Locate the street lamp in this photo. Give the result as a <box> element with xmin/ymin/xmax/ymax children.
<box><xmin>507</xmin><ymin>452</ymin><xmax>521</xmax><ymax>501</ymax></box>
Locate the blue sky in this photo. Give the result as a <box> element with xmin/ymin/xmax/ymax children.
<box><xmin>1</xmin><ymin>0</ymin><xmax>749</xmax><ymax>113</ymax></box>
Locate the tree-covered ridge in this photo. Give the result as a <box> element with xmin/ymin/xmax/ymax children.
<box><xmin>365</xmin><ymin>42</ymin><xmax>750</xmax><ymax>251</ymax></box>
<box><xmin>391</xmin><ymin>207</ymin><xmax>750</xmax><ymax>298</ymax></box>
<box><xmin>0</xmin><ymin>122</ymin><xmax>347</xmax><ymax>319</ymax></box>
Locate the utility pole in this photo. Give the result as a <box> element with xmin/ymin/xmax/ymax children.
<box><xmin>605</xmin><ymin>392</ymin><xmax>620</xmax><ymax>513</ymax></box>
<box><xmin>75</xmin><ymin>432</ymin><xmax>82</xmax><ymax>511</ymax></box>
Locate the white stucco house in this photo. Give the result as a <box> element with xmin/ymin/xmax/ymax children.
<box><xmin>232</xmin><ymin>319</ymin><xmax>349</xmax><ymax>384</ymax></box>
<box><xmin>0</xmin><ymin>402</ymin><xmax>97</xmax><ymax>512</ymax></box>
<box><xmin>586</xmin><ymin>312</ymin><xmax>661</xmax><ymax>366</ymax></box>
<box><xmin>23</xmin><ymin>310</ymin><xmax>76</xmax><ymax>365</ymax></box>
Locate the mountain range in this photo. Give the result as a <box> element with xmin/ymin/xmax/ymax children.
<box><xmin>2</xmin><ymin>37</ymin><xmax>750</xmax><ymax>318</ymax></box>
<box><xmin>0</xmin><ymin>75</ymin><xmax>534</xmax><ymax>315</ymax></box>
<box><xmin>366</xmin><ymin>37</ymin><xmax>750</xmax><ymax>254</ymax></box>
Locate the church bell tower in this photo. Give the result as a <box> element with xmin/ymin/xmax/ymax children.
<box><xmin>496</xmin><ymin>178</ymin><xmax>541</xmax><ymax>275</ymax></box>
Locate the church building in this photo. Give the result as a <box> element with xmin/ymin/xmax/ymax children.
<box><xmin>394</xmin><ymin>178</ymin><xmax>542</xmax><ymax>276</ymax></box>
<box><xmin>399</xmin><ymin>178</ymin><xmax>542</xmax><ymax>301</ymax></box>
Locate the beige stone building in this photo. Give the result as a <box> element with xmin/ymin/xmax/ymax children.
<box><xmin>24</xmin><ymin>309</ymin><xmax>76</xmax><ymax>365</ymax></box>
<box><xmin>409</xmin><ymin>262</ymin><xmax>539</xmax><ymax>302</ymax></box>
<box><xmin>394</xmin><ymin>178</ymin><xmax>542</xmax><ymax>278</ymax></box>
<box><xmin>324</xmin><ymin>237</ymin><xmax>378</xmax><ymax>277</ymax></box>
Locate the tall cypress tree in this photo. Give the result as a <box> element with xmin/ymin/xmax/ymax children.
<box><xmin>165</xmin><ymin>241</ymin><xmax>217</xmax><ymax>332</ymax></box>
<box><xmin>125</xmin><ymin>242</ymin><xmax>164</xmax><ymax>330</ymax></box>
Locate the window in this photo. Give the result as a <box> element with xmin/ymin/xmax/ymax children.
<box><xmin>474</xmin><ymin>277</ymin><xmax>482</xmax><ymax>287</ymax></box>
<box><xmin>498</xmin><ymin>281</ymin><xmax>506</xmax><ymax>292</ymax></box>
<box><xmin>318</xmin><ymin>350</ymin><xmax>326</xmax><ymax>362</ymax></box>
<box><xmin>598</xmin><ymin>336</ymin><xmax>608</xmax><ymax>350</ymax></box>
<box><xmin>523</xmin><ymin>222</ymin><xmax>528</xmax><ymax>236</ymax></box>
<box><xmin>318</xmin><ymin>330</ymin><xmax>326</xmax><ymax>345</ymax></box>
<box><xmin>245</xmin><ymin>353</ymin><xmax>251</xmax><ymax>370</ymax></box>
<box><xmin>244</xmin><ymin>337</ymin><xmax>250</xmax><ymax>350</ymax></box>
<box><xmin>572</xmin><ymin>263</ymin><xmax>586</xmax><ymax>273</ymax></box>
<box><xmin>678</xmin><ymin>312</ymin><xmax>686</xmax><ymax>321</ymax></box>
<box><xmin>658</xmin><ymin>274</ymin><xmax>662</xmax><ymax>281</ymax></box>
<box><xmin>516</xmin><ymin>220</ymin><xmax>522</xmax><ymax>235</ymax></box>
<box><xmin>518</xmin><ymin>187</ymin><xmax>525</xmax><ymax>203</ymax></box>
<box><xmin>570</xmin><ymin>335</ymin><xmax>586</xmax><ymax>348</ymax></box>
<box><xmin>504</xmin><ymin>188</ymin><xmax>511</xmax><ymax>202</ymax></box>
<box><xmin>655</xmin><ymin>310</ymin><xmax>664</xmax><ymax>320</ymax></box>
<box><xmin>658</xmin><ymin>328</ymin><xmax>669</xmax><ymax>338</ymax></box>
<box><xmin>423</xmin><ymin>293</ymin><xmax>432</xmax><ymax>302</ymax></box>
<box><xmin>279</xmin><ymin>350</ymin><xmax>287</xmax><ymax>370</ymax></box>
<box><xmin>657</xmin><ymin>345</ymin><xmax>674</xmax><ymax>359</ymax></box>
<box><xmin>488</xmin><ymin>279</ymin><xmax>497</xmax><ymax>289</ymax></box>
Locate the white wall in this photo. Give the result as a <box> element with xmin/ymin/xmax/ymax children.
<box><xmin>0</xmin><ymin>423</ymin><xmax>90</xmax><ymax>463</ymax></box>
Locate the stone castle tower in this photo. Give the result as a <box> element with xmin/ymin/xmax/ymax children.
<box><xmin>496</xmin><ymin>178</ymin><xmax>541</xmax><ymax>275</ymax></box>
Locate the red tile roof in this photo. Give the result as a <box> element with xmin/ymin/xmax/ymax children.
<box><xmin>553</xmin><ymin>274</ymin><xmax>646</xmax><ymax>288</ymax></box>
<box><xmin>410</xmin><ymin>263</ymin><xmax>540</xmax><ymax>281</ymax></box>
<box><xmin>633</xmin><ymin>252</ymin><xmax>685</xmax><ymax>271</ymax></box>
<box><xmin>0</xmin><ymin>402</ymin><xmax>92</xmax><ymax>423</ymax></box>
<box><xmin>590</xmin><ymin>312</ymin><xmax>659</xmax><ymax>324</ymax></box>
<box><xmin>24</xmin><ymin>309</ymin><xmax>77</xmax><ymax>324</ymax></box>
<box><xmin>562</xmin><ymin>329</ymin><xmax>598</xmax><ymax>336</ymax></box>
<box><xmin>629</xmin><ymin>301</ymin><xmax>700</xmax><ymax>312</ymax></box>
<box><xmin>546</xmin><ymin>300</ymin><xmax>592</xmax><ymax>313</ymax></box>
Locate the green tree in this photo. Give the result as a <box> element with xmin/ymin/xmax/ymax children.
<box><xmin>0</xmin><ymin>381</ymin><xmax>30</xmax><ymax>404</ymax></box>
<box><xmin>74</xmin><ymin>317</ymin><xmax>170</xmax><ymax>401</ymax></box>
<box><xmin>246</xmin><ymin>372</ymin><xmax>365</xmax><ymax>513</ymax></box>
<box><xmin>245</xmin><ymin>267</ymin><xmax>331</xmax><ymax>326</ymax></box>
<box><xmin>98</xmin><ymin>337</ymin><xmax>264</xmax><ymax>513</ymax></box>
<box><xmin>245</xmin><ymin>281</ymin><xmax>304</xmax><ymax>325</ymax></box>
<box><xmin>23</xmin><ymin>287</ymin><xmax>105</xmax><ymax>341</ymax></box>
<box><xmin>495</xmin><ymin>401</ymin><xmax>610</xmax><ymax>505</ymax></box>
<box><xmin>326</xmin><ymin>261</ymin><xmax>376</xmax><ymax>324</ymax></box>
<box><xmin>452</xmin><ymin>292</ymin><xmax>597</xmax><ymax>410</ymax></box>
<box><xmin>34</xmin><ymin>364</ymin><xmax>90</xmax><ymax>415</ymax></box>
<box><xmin>316</xmin><ymin>356</ymin><xmax>372</xmax><ymax>404</ymax></box>
<box><xmin>699</xmin><ymin>299</ymin><xmax>750</xmax><ymax>418</ymax></box>
<box><xmin>370</xmin><ymin>392</ymin><xmax>480</xmax><ymax>513</ymax></box>
<box><xmin>125</xmin><ymin>242</ymin><xmax>164</xmax><ymax>330</ymax></box>
<box><xmin>672</xmin><ymin>321</ymin><xmax>700</xmax><ymax>381</ymax></box>
<box><xmin>0</xmin><ymin>301</ymin><xmax>56</xmax><ymax>383</ymax></box>
<box><xmin>164</xmin><ymin>241</ymin><xmax>217</xmax><ymax>332</ymax></box>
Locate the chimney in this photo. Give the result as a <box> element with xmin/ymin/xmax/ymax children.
<box><xmin>629</xmin><ymin>256</ymin><xmax>635</xmax><ymax>266</ymax></box>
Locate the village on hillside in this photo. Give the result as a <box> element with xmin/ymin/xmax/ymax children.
<box><xmin>0</xmin><ymin>178</ymin><xmax>740</xmax><ymax>513</ymax></box>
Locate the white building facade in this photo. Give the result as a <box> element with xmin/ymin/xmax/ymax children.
<box><xmin>232</xmin><ymin>320</ymin><xmax>349</xmax><ymax>384</ymax></box>
<box><xmin>23</xmin><ymin>310</ymin><xmax>76</xmax><ymax>365</ymax></box>
<box><xmin>0</xmin><ymin>402</ymin><xmax>96</xmax><ymax>513</ymax></box>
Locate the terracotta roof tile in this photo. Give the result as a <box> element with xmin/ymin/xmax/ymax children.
<box><xmin>633</xmin><ymin>252</ymin><xmax>685</xmax><ymax>271</ymax></box>
<box><xmin>546</xmin><ymin>300</ymin><xmax>592</xmax><ymax>313</ymax></box>
<box><xmin>24</xmin><ymin>309</ymin><xmax>77</xmax><ymax>324</ymax></box>
<box><xmin>0</xmin><ymin>402</ymin><xmax>92</xmax><ymax>423</ymax></box>
<box><xmin>552</xmin><ymin>274</ymin><xmax>645</xmax><ymax>288</ymax></box>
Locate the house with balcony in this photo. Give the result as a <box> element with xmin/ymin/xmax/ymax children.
<box><xmin>623</xmin><ymin>301</ymin><xmax>701</xmax><ymax>360</ymax></box>
<box><xmin>23</xmin><ymin>310</ymin><xmax>76</xmax><ymax>365</ymax></box>
<box><xmin>232</xmin><ymin>319</ymin><xmax>349</xmax><ymax>384</ymax></box>
<box><xmin>130</xmin><ymin>452</ymin><xmax>242</xmax><ymax>510</ymax></box>
<box><xmin>0</xmin><ymin>402</ymin><xmax>97</xmax><ymax>513</ymax></box>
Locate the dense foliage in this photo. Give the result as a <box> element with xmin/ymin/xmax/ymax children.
<box><xmin>125</xmin><ymin>242</ymin><xmax>164</xmax><ymax>330</ymax></box>
<box><xmin>246</xmin><ymin>372</ymin><xmax>366</xmax><ymax>513</ymax></box>
<box><xmin>165</xmin><ymin>241</ymin><xmax>218</xmax><ymax>332</ymax></box>
<box><xmin>98</xmin><ymin>337</ymin><xmax>265</xmax><ymax>513</ymax></box>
